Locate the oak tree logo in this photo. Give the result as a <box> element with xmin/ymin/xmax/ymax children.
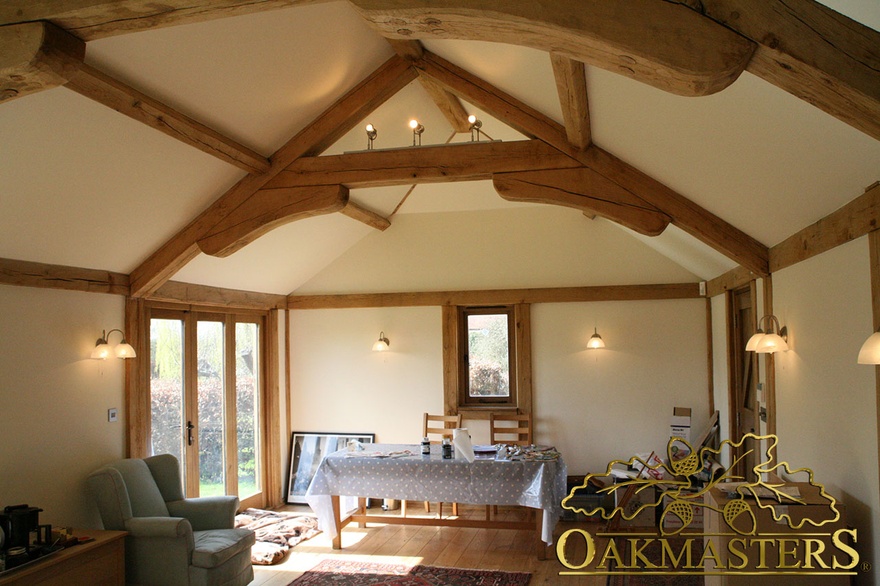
<box><xmin>562</xmin><ymin>433</ymin><xmax>841</xmax><ymax>535</ymax></box>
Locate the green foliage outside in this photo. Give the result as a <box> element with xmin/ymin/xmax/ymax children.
<box><xmin>149</xmin><ymin>319</ymin><xmax>259</xmax><ymax>498</ymax></box>
<box><xmin>468</xmin><ymin>315</ymin><xmax>510</xmax><ymax>396</ymax></box>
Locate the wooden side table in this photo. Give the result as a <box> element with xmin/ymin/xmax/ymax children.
<box><xmin>0</xmin><ymin>529</ymin><xmax>125</xmax><ymax>586</ymax></box>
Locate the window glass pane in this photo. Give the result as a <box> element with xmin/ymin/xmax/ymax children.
<box><xmin>197</xmin><ymin>321</ymin><xmax>225</xmax><ymax>496</ymax></box>
<box><xmin>236</xmin><ymin>322</ymin><xmax>261</xmax><ymax>498</ymax></box>
<box><xmin>467</xmin><ymin>313</ymin><xmax>510</xmax><ymax>397</ymax></box>
<box><xmin>150</xmin><ymin>319</ymin><xmax>185</xmax><ymax>479</ymax></box>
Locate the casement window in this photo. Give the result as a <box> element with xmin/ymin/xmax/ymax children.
<box><xmin>458</xmin><ymin>306</ymin><xmax>517</xmax><ymax>407</ymax></box>
<box><xmin>443</xmin><ymin>304</ymin><xmax>532</xmax><ymax>416</ymax></box>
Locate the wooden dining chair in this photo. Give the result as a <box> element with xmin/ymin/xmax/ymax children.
<box><xmin>487</xmin><ymin>412</ymin><xmax>533</xmax><ymax>519</ymax></box>
<box><xmin>490</xmin><ymin>412</ymin><xmax>533</xmax><ymax>446</ymax></box>
<box><xmin>422</xmin><ymin>412</ymin><xmax>462</xmax><ymax>517</ymax></box>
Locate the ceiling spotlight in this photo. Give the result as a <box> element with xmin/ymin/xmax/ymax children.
<box><xmin>468</xmin><ymin>114</ymin><xmax>482</xmax><ymax>141</ymax></box>
<box><xmin>365</xmin><ymin>123</ymin><xmax>377</xmax><ymax>150</ymax></box>
<box><xmin>409</xmin><ymin>119</ymin><xmax>425</xmax><ymax>146</ymax></box>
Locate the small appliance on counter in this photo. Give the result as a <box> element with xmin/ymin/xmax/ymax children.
<box><xmin>0</xmin><ymin>504</ymin><xmax>58</xmax><ymax>572</ymax></box>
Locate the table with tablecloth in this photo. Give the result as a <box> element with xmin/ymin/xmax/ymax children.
<box><xmin>305</xmin><ymin>443</ymin><xmax>566</xmax><ymax>558</ymax></box>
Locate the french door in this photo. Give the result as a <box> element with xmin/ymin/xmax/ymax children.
<box><xmin>149</xmin><ymin>308</ymin><xmax>265</xmax><ymax>508</ymax></box>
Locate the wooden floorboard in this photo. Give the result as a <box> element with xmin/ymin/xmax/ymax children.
<box><xmin>250</xmin><ymin>503</ymin><xmax>608</xmax><ymax>586</ymax></box>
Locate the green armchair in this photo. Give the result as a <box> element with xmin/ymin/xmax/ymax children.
<box><xmin>88</xmin><ymin>454</ymin><xmax>255</xmax><ymax>586</ymax></box>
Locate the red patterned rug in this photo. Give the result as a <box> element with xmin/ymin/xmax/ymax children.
<box><xmin>288</xmin><ymin>559</ymin><xmax>531</xmax><ymax>585</ymax></box>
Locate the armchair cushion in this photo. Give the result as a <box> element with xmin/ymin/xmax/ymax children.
<box><xmin>106</xmin><ymin>458</ymin><xmax>170</xmax><ymax>518</ymax></box>
<box><xmin>192</xmin><ymin>528</ymin><xmax>255</xmax><ymax>569</ymax></box>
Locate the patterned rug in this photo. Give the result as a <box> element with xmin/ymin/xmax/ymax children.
<box><xmin>288</xmin><ymin>559</ymin><xmax>531</xmax><ymax>585</ymax></box>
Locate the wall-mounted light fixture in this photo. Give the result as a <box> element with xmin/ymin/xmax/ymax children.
<box><xmin>409</xmin><ymin>119</ymin><xmax>424</xmax><ymax>146</ymax></box>
<box><xmin>91</xmin><ymin>329</ymin><xmax>137</xmax><ymax>359</ymax></box>
<box><xmin>587</xmin><ymin>327</ymin><xmax>605</xmax><ymax>350</ymax></box>
<box><xmin>365</xmin><ymin>123</ymin><xmax>377</xmax><ymax>150</ymax></box>
<box><xmin>467</xmin><ymin>114</ymin><xmax>482</xmax><ymax>142</ymax></box>
<box><xmin>372</xmin><ymin>332</ymin><xmax>390</xmax><ymax>352</ymax></box>
<box><xmin>858</xmin><ymin>330</ymin><xmax>880</xmax><ymax>364</ymax></box>
<box><xmin>745</xmin><ymin>315</ymin><xmax>788</xmax><ymax>353</ymax></box>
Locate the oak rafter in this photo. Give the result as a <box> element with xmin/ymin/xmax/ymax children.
<box><xmin>65</xmin><ymin>62</ymin><xmax>270</xmax><ymax>174</ymax></box>
<box><xmin>413</xmin><ymin>49</ymin><xmax>770</xmax><ymax>275</ymax></box>
<box><xmin>128</xmin><ymin>54</ymin><xmax>416</xmax><ymax>297</ymax></box>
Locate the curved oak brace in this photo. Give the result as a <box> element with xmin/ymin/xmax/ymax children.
<box><xmin>0</xmin><ymin>21</ymin><xmax>85</xmax><ymax>103</ymax></box>
<box><xmin>198</xmin><ymin>185</ymin><xmax>349</xmax><ymax>257</ymax></box>
<box><xmin>348</xmin><ymin>0</ymin><xmax>755</xmax><ymax>97</ymax></box>
<box><xmin>493</xmin><ymin>168</ymin><xmax>671</xmax><ymax>237</ymax></box>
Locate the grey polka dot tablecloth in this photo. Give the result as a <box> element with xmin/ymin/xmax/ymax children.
<box><xmin>305</xmin><ymin>444</ymin><xmax>567</xmax><ymax>544</ymax></box>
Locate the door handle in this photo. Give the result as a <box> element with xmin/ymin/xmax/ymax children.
<box><xmin>186</xmin><ymin>421</ymin><xmax>194</xmax><ymax>446</ymax></box>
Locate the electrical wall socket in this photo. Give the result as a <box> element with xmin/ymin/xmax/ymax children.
<box><xmin>108</xmin><ymin>408</ymin><xmax>118</xmax><ymax>422</ymax></box>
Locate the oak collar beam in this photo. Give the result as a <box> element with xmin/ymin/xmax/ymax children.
<box><xmin>263</xmin><ymin>139</ymin><xmax>581</xmax><ymax>189</ymax></box>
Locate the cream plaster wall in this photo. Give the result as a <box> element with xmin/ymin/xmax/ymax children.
<box><xmin>772</xmin><ymin>237</ymin><xmax>880</xmax><ymax>579</ymax></box>
<box><xmin>289</xmin><ymin>307</ymin><xmax>445</xmax><ymax>444</ymax></box>
<box><xmin>293</xmin><ymin>206</ymin><xmax>699</xmax><ymax>295</ymax></box>
<box><xmin>531</xmin><ymin>299</ymin><xmax>710</xmax><ymax>475</ymax></box>
<box><xmin>288</xmin><ymin>298</ymin><xmax>711</xmax><ymax>477</ymax></box>
<box><xmin>0</xmin><ymin>284</ymin><xmax>126</xmax><ymax>529</ymax></box>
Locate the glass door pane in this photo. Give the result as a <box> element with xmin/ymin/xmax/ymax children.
<box><xmin>236</xmin><ymin>322</ymin><xmax>261</xmax><ymax>498</ymax></box>
<box><xmin>150</xmin><ymin>318</ymin><xmax>186</xmax><ymax>482</ymax></box>
<box><xmin>197</xmin><ymin>321</ymin><xmax>225</xmax><ymax>497</ymax></box>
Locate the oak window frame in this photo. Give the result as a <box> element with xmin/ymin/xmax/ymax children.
<box><xmin>443</xmin><ymin>303</ymin><xmax>532</xmax><ymax>418</ymax></box>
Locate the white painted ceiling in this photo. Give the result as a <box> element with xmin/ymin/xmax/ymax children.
<box><xmin>1</xmin><ymin>1</ymin><xmax>879</xmax><ymax>295</ymax></box>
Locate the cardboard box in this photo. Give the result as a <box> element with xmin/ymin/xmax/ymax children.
<box><xmin>661</xmin><ymin>494</ymin><xmax>704</xmax><ymax>530</ymax></box>
<box><xmin>671</xmin><ymin>406</ymin><xmax>692</xmax><ymax>442</ymax></box>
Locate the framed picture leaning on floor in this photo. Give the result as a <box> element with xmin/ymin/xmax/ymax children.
<box><xmin>286</xmin><ymin>432</ymin><xmax>375</xmax><ymax>504</ymax></box>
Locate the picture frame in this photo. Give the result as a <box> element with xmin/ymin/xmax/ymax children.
<box><xmin>286</xmin><ymin>431</ymin><xmax>375</xmax><ymax>504</ymax></box>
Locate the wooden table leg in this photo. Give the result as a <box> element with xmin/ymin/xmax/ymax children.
<box><xmin>331</xmin><ymin>495</ymin><xmax>343</xmax><ymax>549</ymax></box>
<box><xmin>535</xmin><ymin>509</ymin><xmax>547</xmax><ymax>560</ymax></box>
<box><xmin>358</xmin><ymin>497</ymin><xmax>367</xmax><ymax>528</ymax></box>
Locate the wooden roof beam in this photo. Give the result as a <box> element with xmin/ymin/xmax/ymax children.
<box><xmin>349</xmin><ymin>0</ymin><xmax>755</xmax><ymax>97</ymax></box>
<box><xmin>128</xmin><ymin>54</ymin><xmax>416</xmax><ymax>297</ymax></box>
<box><xmin>0</xmin><ymin>21</ymin><xmax>85</xmax><ymax>104</ymax></box>
<box><xmin>350</xmin><ymin>0</ymin><xmax>880</xmax><ymax>142</ymax></box>
<box><xmin>494</xmin><ymin>167</ymin><xmax>670</xmax><ymax>236</ymax></box>
<box><xmin>340</xmin><ymin>201</ymin><xmax>392</xmax><ymax>231</ymax></box>
<box><xmin>65</xmin><ymin>62</ymin><xmax>270</xmax><ymax>174</ymax></box>
<box><xmin>550</xmin><ymin>54</ymin><xmax>591</xmax><ymax>150</ymax></box>
<box><xmin>675</xmin><ymin>0</ymin><xmax>880</xmax><ymax>142</ymax></box>
<box><xmin>414</xmin><ymin>49</ymin><xmax>770</xmax><ymax>276</ymax></box>
<box><xmin>263</xmin><ymin>139</ymin><xmax>581</xmax><ymax>189</ymax></box>
<box><xmin>387</xmin><ymin>39</ymin><xmax>471</xmax><ymax>133</ymax></box>
<box><xmin>0</xmin><ymin>1</ymin><xmax>325</xmax><ymax>41</ymax></box>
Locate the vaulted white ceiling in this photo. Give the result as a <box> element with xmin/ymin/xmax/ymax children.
<box><xmin>1</xmin><ymin>1</ymin><xmax>879</xmax><ymax>295</ymax></box>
